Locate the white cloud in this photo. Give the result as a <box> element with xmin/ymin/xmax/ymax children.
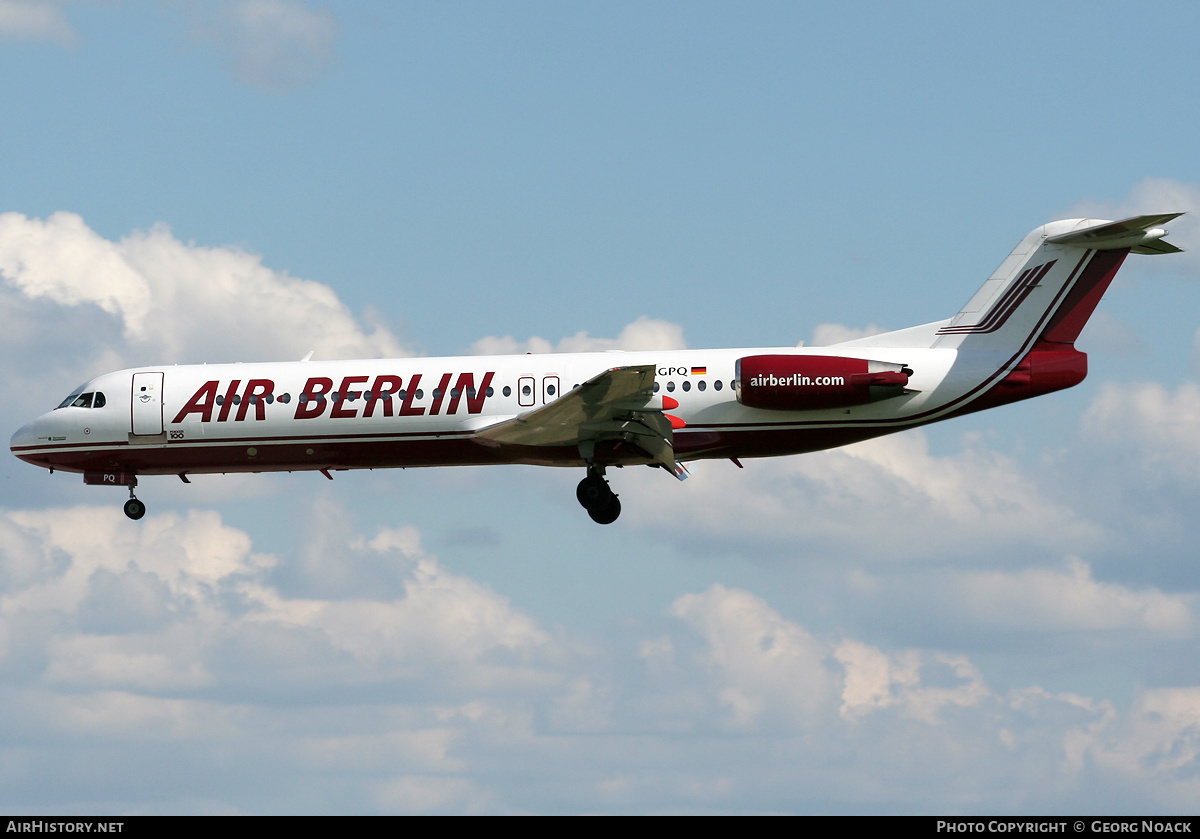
<box><xmin>0</xmin><ymin>0</ymin><xmax>76</xmax><ymax>45</ymax></box>
<box><xmin>671</xmin><ymin>585</ymin><xmax>833</xmax><ymax>727</ymax></box>
<box><xmin>620</xmin><ymin>428</ymin><xmax>1100</xmax><ymax>560</ymax></box>
<box><xmin>1078</xmin><ymin>687</ymin><xmax>1200</xmax><ymax>810</ymax></box>
<box><xmin>944</xmin><ymin>557</ymin><xmax>1192</xmax><ymax>634</ymax></box>
<box><xmin>0</xmin><ymin>211</ymin><xmax>406</xmax><ymax>368</ymax></box>
<box><xmin>0</xmin><ymin>506</ymin><xmax>559</xmax><ymax>696</ymax></box>
<box><xmin>1083</xmin><ymin>381</ymin><xmax>1200</xmax><ymax>480</ymax></box>
<box><xmin>1</xmin><ymin>506</ymin><xmax>1199</xmax><ymax>811</ymax></box>
<box><xmin>835</xmin><ymin>640</ymin><xmax>990</xmax><ymax>724</ymax></box>
<box><xmin>189</xmin><ymin>0</ymin><xmax>339</xmax><ymax>93</ymax></box>
<box><xmin>835</xmin><ymin>639</ymin><xmax>911</xmax><ymax>719</ymax></box>
<box><xmin>469</xmin><ymin>315</ymin><xmax>687</xmax><ymax>356</ymax></box>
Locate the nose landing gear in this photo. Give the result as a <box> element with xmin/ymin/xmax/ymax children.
<box><xmin>83</xmin><ymin>471</ymin><xmax>147</xmax><ymax>520</ymax></box>
<box><xmin>576</xmin><ymin>468</ymin><xmax>621</xmax><ymax>524</ymax></box>
<box><xmin>123</xmin><ymin>480</ymin><xmax>145</xmax><ymax>521</ymax></box>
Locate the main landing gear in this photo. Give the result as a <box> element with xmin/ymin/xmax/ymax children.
<box><xmin>577</xmin><ymin>467</ymin><xmax>621</xmax><ymax>525</ymax></box>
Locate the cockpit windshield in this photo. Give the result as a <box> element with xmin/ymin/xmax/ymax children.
<box><xmin>55</xmin><ymin>391</ymin><xmax>106</xmax><ymax>410</ymax></box>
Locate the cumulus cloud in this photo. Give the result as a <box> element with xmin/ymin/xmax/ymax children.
<box><xmin>660</xmin><ymin>585</ymin><xmax>1200</xmax><ymax>811</ymax></box>
<box><xmin>1075</xmin><ymin>687</ymin><xmax>1200</xmax><ymax>810</ymax></box>
<box><xmin>0</xmin><ymin>211</ymin><xmax>405</xmax><ymax>369</ymax></box>
<box><xmin>1</xmin><ymin>507</ymin><xmax>1199</xmax><ymax>811</ymax></box>
<box><xmin>188</xmin><ymin>0</ymin><xmax>339</xmax><ymax>93</ymax></box>
<box><xmin>671</xmin><ymin>585</ymin><xmax>832</xmax><ymax>727</ymax></box>
<box><xmin>1082</xmin><ymin>381</ymin><xmax>1200</xmax><ymax>481</ymax></box>
<box><xmin>836</xmin><ymin>642</ymin><xmax>989</xmax><ymax>725</ymax></box>
<box><xmin>942</xmin><ymin>557</ymin><xmax>1192</xmax><ymax>634</ymax></box>
<box><xmin>620</xmin><ymin>428</ymin><xmax>1099</xmax><ymax>561</ymax></box>
<box><xmin>0</xmin><ymin>0</ymin><xmax>76</xmax><ymax>45</ymax></box>
<box><xmin>469</xmin><ymin>316</ymin><xmax>687</xmax><ymax>356</ymax></box>
<box><xmin>0</xmin><ymin>505</ymin><xmax>560</xmax><ymax>700</ymax></box>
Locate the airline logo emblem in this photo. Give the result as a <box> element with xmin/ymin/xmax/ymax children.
<box><xmin>171</xmin><ymin>372</ymin><xmax>496</xmax><ymax>424</ymax></box>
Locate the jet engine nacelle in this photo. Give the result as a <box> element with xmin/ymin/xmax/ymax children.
<box><xmin>736</xmin><ymin>354</ymin><xmax>911</xmax><ymax>411</ymax></box>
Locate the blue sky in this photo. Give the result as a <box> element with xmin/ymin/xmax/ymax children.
<box><xmin>2</xmin><ymin>0</ymin><xmax>1200</xmax><ymax>814</ymax></box>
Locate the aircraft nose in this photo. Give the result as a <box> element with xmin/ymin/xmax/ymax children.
<box><xmin>11</xmin><ymin>420</ymin><xmax>36</xmax><ymax>450</ymax></box>
<box><xmin>10</xmin><ymin>418</ymin><xmax>44</xmax><ymax>464</ymax></box>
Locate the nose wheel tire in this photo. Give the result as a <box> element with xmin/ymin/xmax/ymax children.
<box><xmin>123</xmin><ymin>498</ymin><xmax>146</xmax><ymax>520</ymax></box>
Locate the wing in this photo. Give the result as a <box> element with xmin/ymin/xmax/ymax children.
<box><xmin>475</xmin><ymin>364</ymin><xmax>678</xmax><ymax>469</ymax></box>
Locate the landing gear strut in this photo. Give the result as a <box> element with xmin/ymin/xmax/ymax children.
<box><xmin>576</xmin><ymin>467</ymin><xmax>620</xmax><ymax>524</ymax></box>
<box><xmin>123</xmin><ymin>480</ymin><xmax>146</xmax><ymax>521</ymax></box>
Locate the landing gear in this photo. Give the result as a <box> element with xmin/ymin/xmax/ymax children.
<box><xmin>124</xmin><ymin>479</ymin><xmax>145</xmax><ymax>520</ymax></box>
<box><xmin>587</xmin><ymin>494</ymin><xmax>621</xmax><ymax>525</ymax></box>
<box><xmin>576</xmin><ymin>468</ymin><xmax>620</xmax><ymax>524</ymax></box>
<box><xmin>576</xmin><ymin>473</ymin><xmax>609</xmax><ymax>509</ymax></box>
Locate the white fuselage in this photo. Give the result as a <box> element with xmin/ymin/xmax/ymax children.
<box><xmin>11</xmin><ymin>344</ymin><xmax>986</xmax><ymax>477</ymax></box>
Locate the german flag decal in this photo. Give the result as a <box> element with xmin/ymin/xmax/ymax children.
<box><xmin>690</xmin><ymin>366</ymin><xmax>707</xmax><ymax>375</ymax></box>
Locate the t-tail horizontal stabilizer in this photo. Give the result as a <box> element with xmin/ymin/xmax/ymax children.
<box><xmin>1046</xmin><ymin>213</ymin><xmax>1184</xmax><ymax>253</ymax></box>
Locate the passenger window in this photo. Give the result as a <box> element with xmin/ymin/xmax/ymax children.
<box><xmin>279</xmin><ymin>394</ymin><xmax>291</xmax><ymax>404</ymax></box>
<box><xmin>682</xmin><ymin>381</ymin><xmax>691</xmax><ymax>392</ymax></box>
<box><xmin>503</xmin><ymin>386</ymin><xmax>512</xmax><ymax>397</ymax></box>
<box><xmin>714</xmin><ymin>380</ymin><xmax>722</xmax><ymax>391</ymax></box>
<box><xmin>653</xmin><ymin>382</ymin><xmax>660</xmax><ymax>393</ymax></box>
<box><xmin>486</xmin><ymin>387</ymin><xmax>495</xmax><ymax>397</ymax></box>
<box><xmin>697</xmin><ymin>380</ymin><xmax>706</xmax><ymax>392</ymax></box>
<box><xmin>666</xmin><ymin>381</ymin><xmax>675</xmax><ymax>392</ymax></box>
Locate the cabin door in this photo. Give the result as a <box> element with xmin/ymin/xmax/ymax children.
<box><xmin>131</xmin><ymin>372</ymin><xmax>165</xmax><ymax>436</ymax></box>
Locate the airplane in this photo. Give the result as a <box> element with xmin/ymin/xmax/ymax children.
<box><xmin>9</xmin><ymin>213</ymin><xmax>1184</xmax><ymax>524</ymax></box>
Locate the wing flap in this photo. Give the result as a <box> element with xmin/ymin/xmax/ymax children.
<box><xmin>475</xmin><ymin>365</ymin><xmax>677</xmax><ymax>468</ymax></box>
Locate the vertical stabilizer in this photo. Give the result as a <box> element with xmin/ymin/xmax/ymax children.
<box><xmin>931</xmin><ymin>214</ymin><xmax>1180</xmax><ymax>353</ymax></box>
